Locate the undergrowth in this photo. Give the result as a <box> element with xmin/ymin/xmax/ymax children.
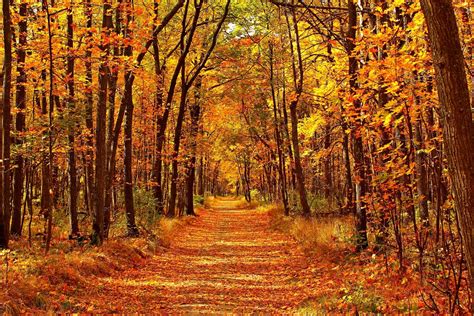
<box><xmin>0</xmin><ymin>214</ymin><xmax>193</xmax><ymax>314</ymax></box>
<box><xmin>268</xmin><ymin>204</ymin><xmax>354</xmax><ymax>256</ymax></box>
<box><xmin>265</xmin><ymin>203</ymin><xmax>447</xmax><ymax>313</ymax></box>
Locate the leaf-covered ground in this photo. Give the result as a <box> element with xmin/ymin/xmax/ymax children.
<box><xmin>76</xmin><ymin>198</ymin><xmax>315</xmax><ymax>313</ymax></box>
<box><xmin>3</xmin><ymin>198</ymin><xmax>450</xmax><ymax>313</ymax></box>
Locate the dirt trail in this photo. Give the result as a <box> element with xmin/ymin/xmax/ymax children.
<box><xmin>86</xmin><ymin>198</ymin><xmax>315</xmax><ymax>313</ymax></box>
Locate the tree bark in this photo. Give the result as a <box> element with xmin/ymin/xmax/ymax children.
<box><xmin>169</xmin><ymin>86</ymin><xmax>188</xmax><ymax>217</ymax></box>
<box><xmin>0</xmin><ymin>0</ymin><xmax>12</xmax><ymax>248</ymax></box>
<box><xmin>289</xmin><ymin>101</ymin><xmax>310</xmax><ymax>216</ymax></box>
<box><xmin>185</xmin><ymin>76</ymin><xmax>202</xmax><ymax>216</ymax></box>
<box><xmin>92</xmin><ymin>0</ymin><xmax>113</xmax><ymax>245</ymax></box>
<box><xmin>151</xmin><ymin>0</ymin><xmax>165</xmax><ymax>216</ymax></box>
<box><xmin>123</xmin><ymin>1</ymin><xmax>139</xmax><ymax>236</ymax></box>
<box><xmin>347</xmin><ymin>0</ymin><xmax>368</xmax><ymax>250</ymax></box>
<box><xmin>154</xmin><ymin>0</ymin><xmax>193</xmax><ymax>217</ymax></box>
<box><xmin>286</xmin><ymin>8</ymin><xmax>310</xmax><ymax>217</ymax></box>
<box><xmin>66</xmin><ymin>5</ymin><xmax>79</xmax><ymax>236</ymax></box>
<box><xmin>104</xmin><ymin>0</ymin><xmax>122</xmax><ymax>237</ymax></box>
<box><xmin>44</xmin><ymin>0</ymin><xmax>56</xmax><ymax>253</ymax></box>
<box><xmin>269</xmin><ymin>43</ymin><xmax>290</xmax><ymax>216</ymax></box>
<box><xmin>420</xmin><ymin>0</ymin><xmax>474</xmax><ymax>305</ymax></box>
<box><xmin>414</xmin><ymin>118</ymin><xmax>429</xmax><ymax>227</ymax></box>
<box><xmin>10</xmin><ymin>1</ymin><xmax>28</xmax><ymax>237</ymax></box>
<box><xmin>84</xmin><ymin>0</ymin><xmax>94</xmax><ymax>216</ymax></box>
<box><xmin>323</xmin><ymin>123</ymin><xmax>332</xmax><ymax>202</ymax></box>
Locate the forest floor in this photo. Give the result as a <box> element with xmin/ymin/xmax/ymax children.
<box><xmin>67</xmin><ymin>198</ymin><xmax>314</xmax><ymax>313</ymax></box>
<box><xmin>2</xmin><ymin>197</ymin><xmax>437</xmax><ymax>314</ymax></box>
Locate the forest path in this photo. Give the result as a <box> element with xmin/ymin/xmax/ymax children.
<box><xmin>87</xmin><ymin>198</ymin><xmax>316</xmax><ymax>313</ymax></box>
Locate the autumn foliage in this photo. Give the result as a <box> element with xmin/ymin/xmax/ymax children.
<box><xmin>0</xmin><ymin>0</ymin><xmax>473</xmax><ymax>313</ymax></box>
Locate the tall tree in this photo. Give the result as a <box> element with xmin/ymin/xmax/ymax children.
<box><xmin>347</xmin><ymin>0</ymin><xmax>368</xmax><ymax>250</ymax></box>
<box><xmin>43</xmin><ymin>0</ymin><xmax>56</xmax><ymax>253</ymax></box>
<box><xmin>151</xmin><ymin>0</ymin><xmax>165</xmax><ymax>216</ymax></box>
<box><xmin>269</xmin><ymin>42</ymin><xmax>290</xmax><ymax>216</ymax></box>
<box><xmin>10</xmin><ymin>0</ymin><xmax>28</xmax><ymax>236</ymax></box>
<box><xmin>123</xmin><ymin>0</ymin><xmax>139</xmax><ymax>236</ymax></box>
<box><xmin>184</xmin><ymin>75</ymin><xmax>202</xmax><ymax>216</ymax></box>
<box><xmin>84</xmin><ymin>0</ymin><xmax>94</xmax><ymax>216</ymax></box>
<box><xmin>168</xmin><ymin>0</ymin><xmax>203</xmax><ymax>217</ymax></box>
<box><xmin>109</xmin><ymin>0</ymin><xmax>184</xmax><ymax>219</ymax></box>
<box><xmin>104</xmin><ymin>0</ymin><xmax>123</xmax><ymax>236</ymax></box>
<box><xmin>66</xmin><ymin>1</ymin><xmax>79</xmax><ymax>236</ymax></box>
<box><xmin>286</xmin><ymin>7</ymin><xmax>311</xmax><ymax>217</ymax></box>
<box><xmin>93</xmin><ymin>0</ymin><xmax>113</xmax><ymax>245</ymax></box>
<box><xmin>168</xmin><ymin>0</ymin><xmax>230</xmax><ymax>216</ymax></box>
<box><xmin>420</xmin><ymin>0</ymin><xmax>474</xmax><ymax>305</ymax></box>
<box><xmin>0</xmin><ymin>0</ymin><xmax>13</xmax><ymax>248</ymax></box>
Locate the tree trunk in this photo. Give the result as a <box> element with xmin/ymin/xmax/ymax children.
<box><xmin>44</xmin><ymin>1</ymin><xmax>56</xmax><ymax>253</ymax></box>
<box><xmin>104</xmin><ymin>0</ymin><xmax>122</xmax><ymax>237</ymax></box>
<box><xmin>347</xmin><ymin>0</ymin><xmax>368</xmax><ymax>250</ymax></box>
<box><xmin>0</xmin><ymin>0</ymin><xmax>12</xmax><ymax>248</ymax></box>
<box><xmin>166</xmin><ymin>0</ymin><xmax>202</xmax><ymax>217</ymax></box>
<box><xmin>151</xmin><ymin>0</ymin><xmax>165</xmax><ymax>215</ymax></box>
<box><xmin>269</xmin><ymin>44</ymin><xmax>289</xmax><ymax>216</ymax></box>
<box><xmin>92</xmin><ymin>0</ymin><xmax>113</xmax><ymax>245</ymax></box>
<box><xmin>84</xmin><ymin>0</ymin><xmax>94</xmax><ymax>216</ymax></box>
<box><xmin>289</xmin><ymin>101</ymin><xmax>310</xmax><ymax>216</ymax></box>
<box><xmin>323</xmin><ymin>123</ymin><xmax>332</xmax><ymax>203</ymax></box>
<box><xmin>10</xmin><ymin>1</ymin><xmax>27</xmax><ymax>237</ymax></box>
<box><xmin>286</xmin><ymin>8</ymin><xmax>310</xmax><ymax>217</ymax></box>
<box><xmin>66</xmin><ymin>6</ymin><xmax>79</xmax><ymax>236</ymax></box>
<box><xmin>198</xmin><ymin>157</ymin><xmax>204</xmax><ymax>195</ymax></box>
<box><xmin>185</xmin><ymin>76</ymin><xmax>202</xmax><ymax>216</ymax></box>
<box><xmin>170</xmin><ymin>0</ymin><xmax>229</xmax><ymax>213</ymax></box>
<box><xmin>420</xmin><ymin>0</ymin><xmax>474</xmax><ymax>305</ymax></box>
<box><xmin>414</xmin><ymin>119</ymin><xmax>429</xmax><ymax>227</ymax></box>
<box><xmin>169</xmin><ymin>87</ymin><xmax>188</xmax><ymax>217</ymax></box>
<box><xmin>123</xmin><ymin>77</ymin><xmax>138</xmax><ymax>235</ymax></box>
<box><xmin>123</xmin><ymin>2</ymin><xmax>138</xmax><ymax>236</ymax></box>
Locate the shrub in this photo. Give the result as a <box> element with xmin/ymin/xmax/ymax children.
<box><xmin>193</xmin><ymin>195</ymin><xmax>205</xmax><ymax>205</ymax></box>
<box><xmin>133</xmin><ymin>188</ymin><xmax>158</xmax><ymax>225</ymax></box>
<box><xmin>268</xmin><ymin>204</ymin><xmax>353</xmax><ymax>255</ymax></box>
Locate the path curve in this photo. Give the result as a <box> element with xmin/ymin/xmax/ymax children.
<box><xmin>93</xmin><ymin>198</ymin><xmax>315</xmax><ymax>313</ymax></box>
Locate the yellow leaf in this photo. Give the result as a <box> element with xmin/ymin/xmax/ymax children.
<box><xmin>383</xmin><ymin>113</ymin><xmax>392</xmax><ymax>128</ymax></box>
